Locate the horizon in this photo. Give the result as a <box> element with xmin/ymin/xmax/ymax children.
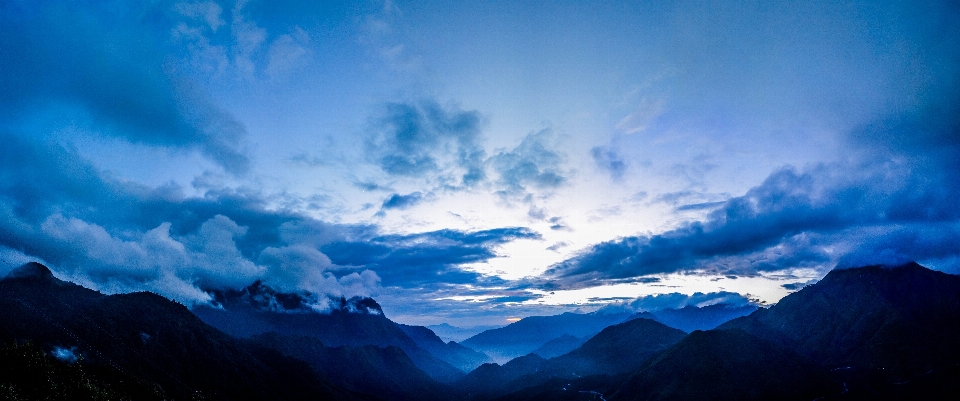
<box><xmin>2</xmin><ymin>0</ymin><xmax>959</xmax><ymax>327</ymax></box>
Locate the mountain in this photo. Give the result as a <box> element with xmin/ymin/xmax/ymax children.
<box><xmin>0</xmin><ymin>262</ymin><xmax>360</xmax><ymax>400</ymax></box>
<box><xmin>550</xmin><ymin>318</ymin><xmax>687</xmax><ymax>376</ymax></box>
<box><xmin>456</xmin><ymin>353</ymin><xmax>549</xmax><ymax>400</ymax></box>
<box><xmin>642</xmin><ymin>303</ymin><xmax>757</xmax><ymax>333</ymax></box>
<box><xmin>427</xmin><ymin>323</ymin><xmax>504</xmax><ymax>343</ymax></box>
<box><xmin>610</xmin><ymin>329</ymin><xmax>842</xmax><ymax>401</ymax></box>
<box><xmin>715</xmin><ymin>262</ymin><xmax>960</xmax><ymax>398</ymax></box>
<box><xmin>249</xmin><ymin>332</ymin><xmax>451</xmax><ymax>401</ymax></box>
<box><xmin>719</xmin><ymin>262</ymin><xmax>960</xmax><ymax>379</ymax></box>
<box><xmin>192</xmin><ymin>281</ymin><xmax>465</xmax><ymax>382</ymax></box>
<box><xmin>454</xmin><ymin>318</ymin><xmax>685</xmax><ymax>400</ymax></box>
<box><xmin>397</xmin><ymin>323</ymin><xmax>493</xmax><ymax>372</ymax></box>
<box><xmin>461</xmin><ymin>312</ymin><xmax>632</xmax><ymax>362</ymax></box>
<box><xmin>531</xmin><ymin>334</ymin><xmax>587</xmax><ymax>359</ymax></box>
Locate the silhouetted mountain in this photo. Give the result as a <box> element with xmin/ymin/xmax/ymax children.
<box><xmin>531</xmin><ymin>334</ymin><xmax>587</xmax><ymax>359</ymax></box>
<box><xmin>193</xmin><ymin>281</ymin><xmax>465</xmax><ymax>382</ymax></box>
<box><xmin>398</xmin><ymin>323</ymin><xmax>493</xmax><ymax>372</ymax></box>
<box><xmin>610</xmin><ymin>329</ymin><xmax>841</xmax><ymax>401</ymax></box>
<box><xmin>455</xmin><ymin>319</ymin><xmax>684</xmax><ymax>399</ymax></box>
<box><xmin>714</xmin><ymin>262</ymin><xmax>960</xmax><ymax>398</ymax></box>
<box><xmin>642</xmin><ymin>303</ymin><xmax>757</xmax><ymax>333</ymax></box>
<box><xmin>0</xmin><ymin>262</ymin><xmax>360</xmax><ymax>400</ymax></box>
<box><xmin>550</xmin><ymin>318</ymin><xmax>687</xmax><ymax>376</ymax></box>
<box><xmin>492</xmin><ymin>328</ymin><xmax>838</xmax><ymax>401</ymax></box>
<box><xmin>457</xmin><ymin>353</ymin><xmax>549</xmax><ymax>399</ymax></box>
<box><xmin>720</xmin><ymin>262</ymin><xmax>960</xmax><ymax>380</ymax></box>
<box><xmin>462</xmin><ymin>312</ymin><xmax>632</xmax><ymax>362</ymax></box>
<box><xmin>250</xmin><ymin>332</ymin><xmax>451</xmax><ymax>401</ymax></box>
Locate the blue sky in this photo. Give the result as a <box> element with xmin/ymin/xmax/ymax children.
<box><xmin>2</xmin><ymin>0</ymin><xmax>959</xmax><ymax>326</ymax></box>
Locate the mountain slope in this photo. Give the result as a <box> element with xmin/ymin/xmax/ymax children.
<box><xmin>644</xmin><ymin>304</ymin><xmax>757</xmax><ymax>333</ymax></box>
<box><xmin>530</xmin><ymin>334</ymin><xmax>587</xmax><ymax>359</ymax></box>
<box><xmin>250</xmin><ymin>332</ymin><xmax>451</xmax><ymax>401</ymax></box>
<box><xmin>0</xmin><ymin>262</ymin><xmax>359</xmax><ymax>400</ymax></box>
<box><xmin>610</xmin><ymin>329</ymin><xmax>841</xmax><ymax>401</ymax></box>
<box><xmin>550</xmin><ymin>318</ymin><xmax>687</xmax><ymax>376</ymax></box>
<box><xmin>461</xmin><ymin>312</ymin><xmax>631</xmax><ymax>362</ymax></box>
<box><xmin>455</xmin><ymin>318</ymin><xmax>685</xmax><ymax>400</ymax></box>
<box><xmin>719</xmin><ymin>262</ymin><xmax>960</xmax><ymax>377</ymax></box>
<box><xmin>457</xmin><ymin>353</ymin><xmax>549</xmax><ymax>400</ymax></box>
<box><xmin>398</xmin><ymin>323</ymin><xmax>492</xmax><ymax>372</ymax></box>
<box><xmin>193</xmin><ymin>282</ymin><xmax>465</xmax><ymax>382</ymax></box>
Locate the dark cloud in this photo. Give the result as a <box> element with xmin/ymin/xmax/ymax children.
<box><xmin>380</xmin><ymin>192</ymin><xmax>424</xmax><ymax>210</ymax></box>
<box><xmin>367</xmin><ymin>100</ymin><xmax>486</xmax><ymax>187</ymax></box>
<box><xmin>590</xmin><ymin>146</ymin><xmax>626</xmax><ymax>180</ymax></box>
<box><xmin>781</xmin><ymin>279</ymin><xmax>818</xmax><ymax>291</ymax></box>
<box><xmin>653</xmin><ymin>191</ymin><xmax>728</xmax><ymax>209</ymax></box>
<box><xmin>354</xmin><ymin>181</ymin><xmax>391</xmax><ymax>192</ymax></box>
<box><xmin>0</xmin><ymin>1</ymin><xmax>250</xmax><ymax>174</ymax></box>
<box><xmin>546</xmin><ymin>141</ymin><xmax>960</xmax><ymax>285</ymax></box>
<box><xmin>321</xmin><ymin>227</ymin><xmax>541</xmax><ymax>286</ymax></box>
<box><xmin>490</xmin><ymin>129</ymin><xmax>569</xmax><ymax>200</ymax></box>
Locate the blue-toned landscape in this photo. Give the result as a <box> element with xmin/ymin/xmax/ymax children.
<box><xmin>2</xmin><ymin>1</ymin><xmax>959</xmax><ymax>400</ymax></box>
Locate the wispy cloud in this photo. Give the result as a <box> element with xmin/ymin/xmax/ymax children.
<box><xmin>590</xmin><ymin>146</ymin><xmax>627</xmax><ymax>181</ymax></box>
<box><xmin>366</xmin><ymin>100</ymin><xmax>486</xmax><ymax>187</ymax></box>
<box><xmin>490</xmin><ymin>129</ymin><xmax>570</xmax><ymax>201</ymax></box>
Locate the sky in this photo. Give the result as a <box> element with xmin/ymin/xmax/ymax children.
<box><xmin>2</xmin><ymin>0</ymin><xmax>959</xmax><ymax>326</ymax></box>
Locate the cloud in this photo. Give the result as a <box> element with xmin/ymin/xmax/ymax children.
<box><xmin>174</xmin><ymin>1</ymin><xmax>225</xmax><ymax>32</ymax></box>
<box><xmin>0</xmin><ymin>130</ymin><xmax>375</xmax><ymax>305</ymax></box>
<box><xmin>0</xmin><ymin>127</ymin><xmax>544</xmax><ymax>305</ymax></box>
<box><xmin>599</xmin><ymin>291</ymin><xmax>754</xmax><ymax>314</ymax></box>
<box><xmin>367</xmin><ymin>100</ymin><xmax>486</xmax><ymax>187</ymax></box>
<box><xmin>0</xmin><ymin>1</ymin><xmax>251</xmax><ymax>174</ymax></box>
<box><xmin>781</xmin><ymin>279</ymin><xmax>818</xmax><ymax>291</ymax></box>
<box><xmin>546</xmin><ymin>150</ymin><xmax>960</xmax><ymax>285</ymax></box>
<box><xmin>265</xmin><ymin>26</ymin><xmax>310</xmax><ymax>78</ymax></box>
<box><xmin>380</xmin><ymin>192</ymin><xmax>424</xmax><ymax>210</ymax></box>
<box><xmin>590</xmin><ymin>146</ymin><xmax>627</xmax><ymax>181</ymax></box>
<box><xmin>321</xmin><ymin>227</ymin><xmax>541</xmax><ymax>286</ymax></box>
<box><xmin>490</xmin><ymin>129</ymin><xmax>569</xmax><ymax>201</ymax></box>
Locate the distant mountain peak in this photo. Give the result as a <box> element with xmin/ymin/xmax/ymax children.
<box><xmin>5</xmin><ymin>262</ymin><xmax>56</xmax><ymax>282</ymax></box>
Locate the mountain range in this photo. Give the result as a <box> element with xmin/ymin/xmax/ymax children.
<box><xmin>2</xmin><ymin>261</ymin><xmax>959</xmax><ymax>400</ymax></box>
<box><xmin>192</xmin><ymin>281</ymin><xmax>479</xmax><ymax>383</ymax></box>
<box><xmin>461</xmin><ymin>311</ymin><xmax>633</xmax><ymax>363</ymax></box>
<box><xmin>0</xmin><ymin>262</ymin><xmax>362</xmax><ymax>400</ymax></box>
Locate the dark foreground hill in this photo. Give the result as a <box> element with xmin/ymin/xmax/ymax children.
<box><xmin>719</xmin><ymin>262</ymin><xmax>960</xmax><ymax>399</ymax></box>
<box><xmin>250</xmin><ymin>332</ymin><xmax>452</xmax><ymax>401</ymax></box>
<box><xmin>610</xmin><ymin>329</ymin><xmax>841</xmax><ymax>401</ymax></box>
<box><xmin>0</xmin><ymin>262</ymin><xmax>361</xmax><ymax>400</ymax></box>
